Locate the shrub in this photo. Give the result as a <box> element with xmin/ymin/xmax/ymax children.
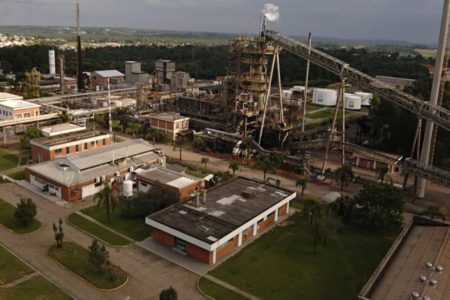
<box><xmin>14</xmin><ymin>198</ymin><xmax>37</xmax><ymax>226</ymax></box>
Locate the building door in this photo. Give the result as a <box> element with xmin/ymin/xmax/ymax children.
<box><xmin>175</xmin><ymin>238</ymin><xmax>187</xmax><ymax>254</ymax></box>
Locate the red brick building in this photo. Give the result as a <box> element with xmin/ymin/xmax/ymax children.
<box><xmin>136</xmin><ymin>166</ymin><xmax>202</xmax><ymax>201</ymax></box>
<box><xmin>146</xmin><ymin>177</ymin><xmax>296</xmax><ymax>264</ymax></box>
<box><xmin>30</xmin><ymin>130</ymin><xmax>111</xmax><ymax>163</ymax></box>
<box><xmin>150</xmin><ymin>112</ymin><xmax>189</xmax><ymax>140</ymax></box>
<box><xmin>90</xmin><ymin>70</ymin><xmax>125</xmax><ymax>90</ymax></box>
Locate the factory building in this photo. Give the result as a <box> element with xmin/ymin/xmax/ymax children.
<box><xmin>125</xmin><ymin>61</ymin><xmax>150</xmax><ymax>85</ymax></box>
<box><xmin>150</xmin><ymin>112</ymin><xmax>190</xmax><ymax>140</ymax></box>
<box><xmin>136</xmin><ymin>166</ymin><xmax>203</xmax><ymax>201</ymax></box>
<box><xmin>40</xmin><ymin>123</ymin><xmax>86</xmax><ymax>137</ymax></box>
<box><xmin>155</xmin><ymin>59</ymin><xmax>175</xmax><ymax>92</ymax></box>
<box><xmin>90</xmin><ymin>70</ymin><xmax>125</xmax><ymax>90</ymax></box>
<box><xmin>146</xmin><ymin>177</ymin><xmax>296</xmax><ymax>264</ymax></box>
<box><xmin>30</xmin><ymin>130</ymin><xmax>112</xmax><ymax>163</ymax></box>
<box><xmin>0</xmin><ymin>100</ymin><xmax>40</xmax><ymax>120</ymax></box>
<box><xmin>171</xmin><ymin>71</ymin><xmax>191</xmax><ymax>91</ymax></box>
<box><xmin>26</xmin><ymin>139</ymin><xmax>165</xmax><ymax>202</ymax></box>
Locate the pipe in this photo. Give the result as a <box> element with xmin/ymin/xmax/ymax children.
<box><xmin>302</xmin><ymin>32</ymin><xmax>312</xmax><ymax>133</ymax></box>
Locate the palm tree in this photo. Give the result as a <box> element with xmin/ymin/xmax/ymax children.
<box><xmin>377</xmin><ymin>166</ymin><xmax>389</xmax><ymax>183</ymax></box>
<box><xmin>173</xmin><ymin>138</ymin><xmax>186</xmax><ymax>160</ymax></box>
<box><xmin>57</xmin><ymin>110</ymin><xmax>71</xmax><ymax>123</ymax></box>
<box><xmin>269</xmin><ymin>153</ymin><xmax>284</xmax><ymax>174</ymax></box>
<box><xmin>94</xmin><ymin>184</ymin><xmax>119</xmax><ymax>223</ymax></box>
<box><xmin>125</xmin><ymin>123</ymin><xmax>142</xmax><ymax>139</ymax></box>
<box><xmin>328</xmin><ymin>196</ymin><xmax>354</xmax><ymax>223</ymax></box>
<box><xmin>302</xmin><ymin>198</ymin><xmax>322</xmax><ymax>225</ymax></box>
<box><xmin>296</xmin><ymin>178</ymin><xmax>308</xmax><ymax>197</ymax></box>
<box><xmin>244</xmin><ymin>136</ymin><xmax>254</xmax><ymax>166</ymax></box>
<box><xmin>335</xmin><ymin>164</ymin><xmax>354</xmax><ymax>191</ymax></box>
<box><xmin>229</xmin><ymin>161</ymin><xmax>239</xmax><ymax>176</ymax></box>
<box><xmin>420</xmin><ymin>205</ymin><xmax>446</xmax><ymax>221</ymax></box>
<box><xmin>93</xmin><ymin>114</ymin><xmax>104</xmax><ymax>130</ymax></box>
<box><xmin>259</xmin><ymin>157</ymin><xmax>274</xmax><ymax>181</ymax></box>
<box><xmin>111</xmin><ymin>120</ymin><xmax>122</xmax><ymax>142</ymax></box>
<box><xmin>201</xmin><ymin>157</ymin><xmax>209</xmax><ymax>169</ymax></box>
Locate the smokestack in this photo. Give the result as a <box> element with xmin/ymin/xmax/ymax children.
<box><xmin>76</xmin><ymin>2</ymin><xmax>84</xmax><ymax>91</ymax></box>
<box><xmin>49</xmin><ymin>49</ymin><xmax>56</xmax><ymax>75</ymax></box>
<box><xmin>59</xmin><ymin>55</ymin><xmax>65</xmax><ymax>95</ymax></box>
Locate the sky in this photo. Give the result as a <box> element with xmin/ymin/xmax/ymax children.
<box><xmin>0</xmin><ymin>0</ymin><xmax>445</xmax><ymax>45</ymax></box>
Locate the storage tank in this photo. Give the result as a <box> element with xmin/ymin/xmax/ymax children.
<box><xmin>344</xmin><ymin>93</ymin><xmax>362</xmax><ymax>110</ymax></box>
<box><xmin>312</xmin><ymin>88</ymin><xmax>337</xmax><ymax>106</ymax></box>
<box><xmin>48</xmin><ymin>50</ymin><xmax>56</xmax><ymax>75</ymax></box>
<box><xmin>123</xmin><ymin>180</ymin><xmax>133</xmax><ymax>198</ymax></box>
<box><xmin>354</xmin><ymin>92</ymin><xmax>373</xmax><ymax>106</ymax></box>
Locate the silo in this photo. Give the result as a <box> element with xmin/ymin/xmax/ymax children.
<box><xmin>48</xmin><ymin>50</ymin><xmax>56</xmax><ymax>75</ymax></box>
<box><xmin>122</xmin><ymin>180</ymin><xmax>134</xmax><ymax>198</ymax></box>
<box><xmin>354</xmin><ymin>92</ymin><xmax>373</xmax><ymax>106</ymax></box>
<box><xmin>312</xmin><ymin>88</ymin><xmax>337</xmax><ymax>106</ymax></box>
<box><xmin>344</xmin><ymin>93</ymin><xmax>362</xmax><ymax>110</ymax></box>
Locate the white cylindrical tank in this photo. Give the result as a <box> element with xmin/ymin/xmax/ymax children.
<box><xmin>123</xmin><ymin>180</ymin><xmax>133</xmax><ymax>198</ymax></box>
<box><xmin>312</xmin><ymin>88</ymin><xmax>337</xmax><ymax>106</ymax></box>
<box><xmin>344</xmin><ymin>93</ymin><xmax>362</xmax><ymax>110</ymax></box>
<box><xmin>282</xmin><ymin>90</ymin><xmax>293</xmax><ymax>99</ymax></box>
<box><xmin>355</xmin><ymin>92</ymin><xmax>373</xmax><ymax>106</ymax></box>
<box><xmin>48</xmin><ymin>50</ymin><xmax>56</xmax><ymax>75</ymax></box>
<box><xmin>292</xmin><ymin>85</ymin><xmax>305</xmax><ymax>92</ymax></box>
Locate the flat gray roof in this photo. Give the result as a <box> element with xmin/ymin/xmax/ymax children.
<box><xmin>151</xmin><ymin>112</ymin><xmax>188</xmax><ymax>122</ymax></box>
<box><xmin>148</xmin><ymin>177</ymin><xmax>295</xmax><ymax>244</ymax></box>
<box><xmin>138</xmin><ymin>166</ymin><xmax>200</xmax><ymax>189</ymax></box>
<box><xmin>31</xmin><ymin>130</ymin><xmax>108</xmax><ymax>147</ymax></box>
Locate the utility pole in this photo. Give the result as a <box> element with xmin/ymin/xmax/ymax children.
<box><xmin>417</xmin><ymin>0</ymin><xmax>450</xmax><ymax>198</ymax></box>
<box><xmin>341</xmin><ymin>84</ymin><xmax>346</xmax><ymax>166</ymax></box>
<box><xmin>302</xmin><ymin>32</ymin><xmax>312</xmax><ymax>133</ymax></box>
<box><xmin>108</xmin><ymin>78</ymin><xmax>112</xmax><ymax>136</ymax></box>
<box><xmin>59</xmin><ymin>55</ymin><xmax>65</xmax><ymax>95</ymax></box>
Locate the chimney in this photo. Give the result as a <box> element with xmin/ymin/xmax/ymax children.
<box><xmin>202</xmin><ymin>190</ymin><xmax>207</xmax><ymax>204</ymax></box>
<box><xmin>49</xmin><ymin>50</ymin><xmax>56</xmax><ymax>75</ymax></box>
<box><xmin>195</xmin><ymin>193</ymin><xmax>200</xmax><ymax>207</ymax></box>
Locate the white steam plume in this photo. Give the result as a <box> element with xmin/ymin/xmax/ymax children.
<box><xmin>262</xmin><ymin>3</ymin><xmax>279</xmax><ymax>22</ymax></box>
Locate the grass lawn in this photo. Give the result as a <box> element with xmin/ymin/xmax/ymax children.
<box><xmin>210</xmin><ymin>213</ymin><xmax>395</xmax><ymax>300</ymax></box>
<box><xmin>0</xmin><ymin>246</ymin><xmax>34</xmax><ymax>285</ymax></box>
<box><xmin>81</xmin><ymin>202</ymin><xmax>150</xmax><ymax>241</ymax></box>
<box><xmin>7</xmin><ymin>170</ymin><xmax>26</xmax><ymax>181</ymax></box>
<box><xmin>198</xmin><ymin>278</ymin><xmax>248</xmax><ymax>300</ymax></box>
<box><xmin>0</xmin><ymin>275</ymin><xmax>72</xmax><ymax>300</ymax></box>
<box><xmin>68</xmin><ymin>213</ymin><xmax>131</xmax><ymax>247</ymax></box>
<box><xmin>0</xmin><ymin>149</ymin><xmax>19</xmax><ymax>171</ymax></box>
<box><xmin>0</xmin><ymin>198</ymin><xmax>41</xmax><ymax>234</ymax></box>
<box><xmin>48</xmin><ymin>242</ymin><xmax>127</xmax><ymax>290</ymax></box>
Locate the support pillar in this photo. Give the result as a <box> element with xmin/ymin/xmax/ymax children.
<box><xmin>238</xmin><ymin>232</ymin><xmax>243</xmax><ymax>247</ymax></box>
<box><xmin>253</xmin><ymin>223</ymin><xmax>258</xmax><ymax>236</ymax></box>
<box><xmin>212</xmin><ymin>249</ymin><xmax>217</xmax><ymax>264</ymax></box>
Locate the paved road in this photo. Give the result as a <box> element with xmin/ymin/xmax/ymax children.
<box><xmin>0</xmin><ymin>184</ymin><xmax>204</xmax><ymax>300</ymax></box>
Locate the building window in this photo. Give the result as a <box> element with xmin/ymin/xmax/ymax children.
<box><xmin>84</xmin><ymin>143</ymin><xmax>88</xmax><ymax>150</ymax></box>
<box><xmin>91</xmin><ymin>141</ymin><xmax>95</xmax><ymax>146</ymax></box>
<box><xmin>102</xmin><ymin>139</ymin><xmax>106</xmax><ymax>145</ymax></box>
<box><xmin>66</xmin><ymin>146</ymin><xmax>70</xmax><ymax>153</ymax></box>
<box><xmin>55</xmin><ymin>149</ymin><xmax>62</xmax><ymax>154</ymax></box>
<box><xmin>75</xmin><ymin>145</ymin><xmax>79</xmax><ymax>152</ymax></box>
<box><xmin>24</xmin><ymin>113</ymin><xmax>31</xmax><ymax>118</ymax></box>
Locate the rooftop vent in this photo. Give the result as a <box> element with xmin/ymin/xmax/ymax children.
<box><xmin>429</xmin><ymin>279</ymin><xmax>437</xmax><ymax>287</ymax></box>
<box><xmin>411</xmin><ymin>291</ymin><xmax>420</xmax><ymax>300</ymax></box>
<box><xmin>419</xmin><ymin>275</ymin><xmax>428</xmax><ymax>283</ymax></box>
<box><xmin>426</xmin><ymin>262</ymin><xmax>434</xmax><ymax>270</ymax></box>
<box><xmin>242</xmin><ymin>187</ymin><xmax>257</xmax><ymax>199</ymax></box>
<box><xmin>436</xmin><ymin>265</ymin><xmax>444</xmax><ymax>273</ymax></box>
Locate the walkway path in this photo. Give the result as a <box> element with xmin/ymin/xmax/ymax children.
<box><xmin>1</xmin><ymin>272</ymin><xmax>39</xmax><ymax>288</ymax></box>
<box><xmin>205</xmin><ymin>275</ymin><xmax>259</xmax><ymax>300</ymax></box>
<box><xmin>0</xmin><ymin>183</ymin><xmax>204</xmax><ymax>300</ymax></box>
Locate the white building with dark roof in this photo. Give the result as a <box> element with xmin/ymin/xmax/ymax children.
<box><xmin>146</xmin><ymin>177</ymin><xmax>296</xmax><ymax>264</ymax></box>
<box><xmin>26</xmin><ymin>139</ymin><xmax>165</xmax><ymax>202</ymax></box>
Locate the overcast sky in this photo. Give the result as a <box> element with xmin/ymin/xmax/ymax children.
<box><xmin>0</xmin><ymin>0</ymin><xmax>445</xmax><ymax>45</ymax></box>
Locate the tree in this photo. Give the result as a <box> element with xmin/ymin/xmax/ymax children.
<box><xmin>302</xmin><ymin>198</ymin><xmax>321</xmax><ymax>225</ymax></box>
<box><xmin>126</xmin><ymin>123</ymin><xmax>142</xmax><ymax>139</ymax></box>
<box><xmin>120</xmin><ymin>187</ymin><xmax>178</xmax><ymax>219</ymax></box>
<box><xmin>244</xmin><ymin>136</ymin><xmax>254</xmax><ymax>166</ymax></box>
<box><xmin>160</xmin><ymin>286</ymin><xmax>177</xmax><ymax>300</ymax></box>
<box><xmin>269</xmin><ymin>153</ymin><xmax>284</xmax><ymax>174</ymax></box>
<box><xmin>193</xmin><ymin>135</ymin><xmax>205</xmax><ymax>150</ymax></box>
<box><xmin>93</xmin><ymin>114</ymin><xmax>105</xmax><ymax>130</ymax></box>
<box><xmin>111</xmin><ymin>120</ymin><xmax>122</xmax><ymax>142</ymax></box>
<box><xmin>172</xmin><ymin>138</ymin><xmax>186</xmax><ymax>160</ymax></box>
<box><xmin>146</xmin><ymin>128</ymin><xmax>171</xmax><ymax>144</ymax></box>
<box><xmin>420</xmin><ymin>205</ymin><xmax>446</xmax><ymax>221</ymax></box>
<box><xmin>353</xmin><ymin>182</ymin><xmax>404</xmax><ymax>231</ymax></box>
<box><xmin>57</xmin><ymin>110</ymin><xmax>71</xmax><ymax>123</ymax></box>
<box><xmin>94</xmin><ymin>184</ymin><xmax>119</xmax><ymax>222</ymax></box>
<box><xmin>20</xmin><ymin>127</ymin><xmax>41</xmax><ymax>148</ymax></box>
<box><xmin>228</xmin><ymin>161</ymin><xmax>239</xmax><ymax>176</ymax></box>
<box><xmin>14</xmin><ymin>198</ymin><xmax>37</xmax><ymax>227</ymax></box>
<box><xmin>259</xmin><ymin>157</ymin><xmax>275</xmax><ymax>181</ymax></box>
<box><xmin>319</xmin><ymin>210</ymin><xmax>342</xmax><ymax>245</ymax></box>
<box><xmin>53</xmin><ymin>218</ymin><xmax>64</xmax><ymax>248</ymax></box>
<box><xmin>296</xmin><ymin>178</ymin><xmax>308</xmax><ymax>197</ymax></box>
<box><xmin>328</xmin><ymin>196</ymin><xmax>354</xmax><ymax>223</ymax></box>
<box><xmin>200</xmin><ymin>157</ymin><xmax>209</xmax><ymax>169</ymax></box>
<box><xmin>88</xmin><ymin>239</ymin><xmax>109</xmax><ymax>271</ymax></box>
<box><xmin>377</xmin><ymin>166</ymin><xmax>389</xmax><ymax>183</ymax></box>
<box><xmin>335</xmin><ymin>164</ymin><xmax>354</xmax><ymax>191</ymax></box>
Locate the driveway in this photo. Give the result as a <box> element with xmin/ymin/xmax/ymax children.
<box><xmin>0</xmin><ymin>183</ymin><xmax>204</xmax><ymax>300</ymax></box>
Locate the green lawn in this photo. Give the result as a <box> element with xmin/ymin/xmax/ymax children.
<box><xmin>198</xmin><ymin>278</ymin><xmax>248</xmax><ymax>300</ymax></box>
<box><xmin>0</xmin><ymin>198</ymin><xmax>41</xmax><ymax>234</ymax></box>
<box><xmin>210</xmin><ymin>213</ymin><xmax>394</xmax><ymax>300</ymax></box>
<box><xmin>81</xmin><ymin>203</ymin><xmax>150</xmax><ymax>241</ymax></box>
<box><xmin>0</xmin><ymin>246</ymin><xmax>34</xmax><ymax>285</ymax></box>
<box><xmin>7</xmin><ymin>170</ymin><xmax>26</xmax><ymax>181</ymax></box>
<box><xmin>68</xmin><ymin>213</ymin><xmax>131</xmax><ymax>247</ymax></box>
<box><xmin>0</xmin><ymin>149</ymin><xmax>19</xmax><ymax>171</ymax></box>
<box><xmin>0</xmin><ymin>275</ymin><xmax>72</xmax><ymax>300</ymax></box>
<box><xmin>48</xmin><ymin>242</ymin><xmax>127</xmax><ymax>290</ymax></box>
